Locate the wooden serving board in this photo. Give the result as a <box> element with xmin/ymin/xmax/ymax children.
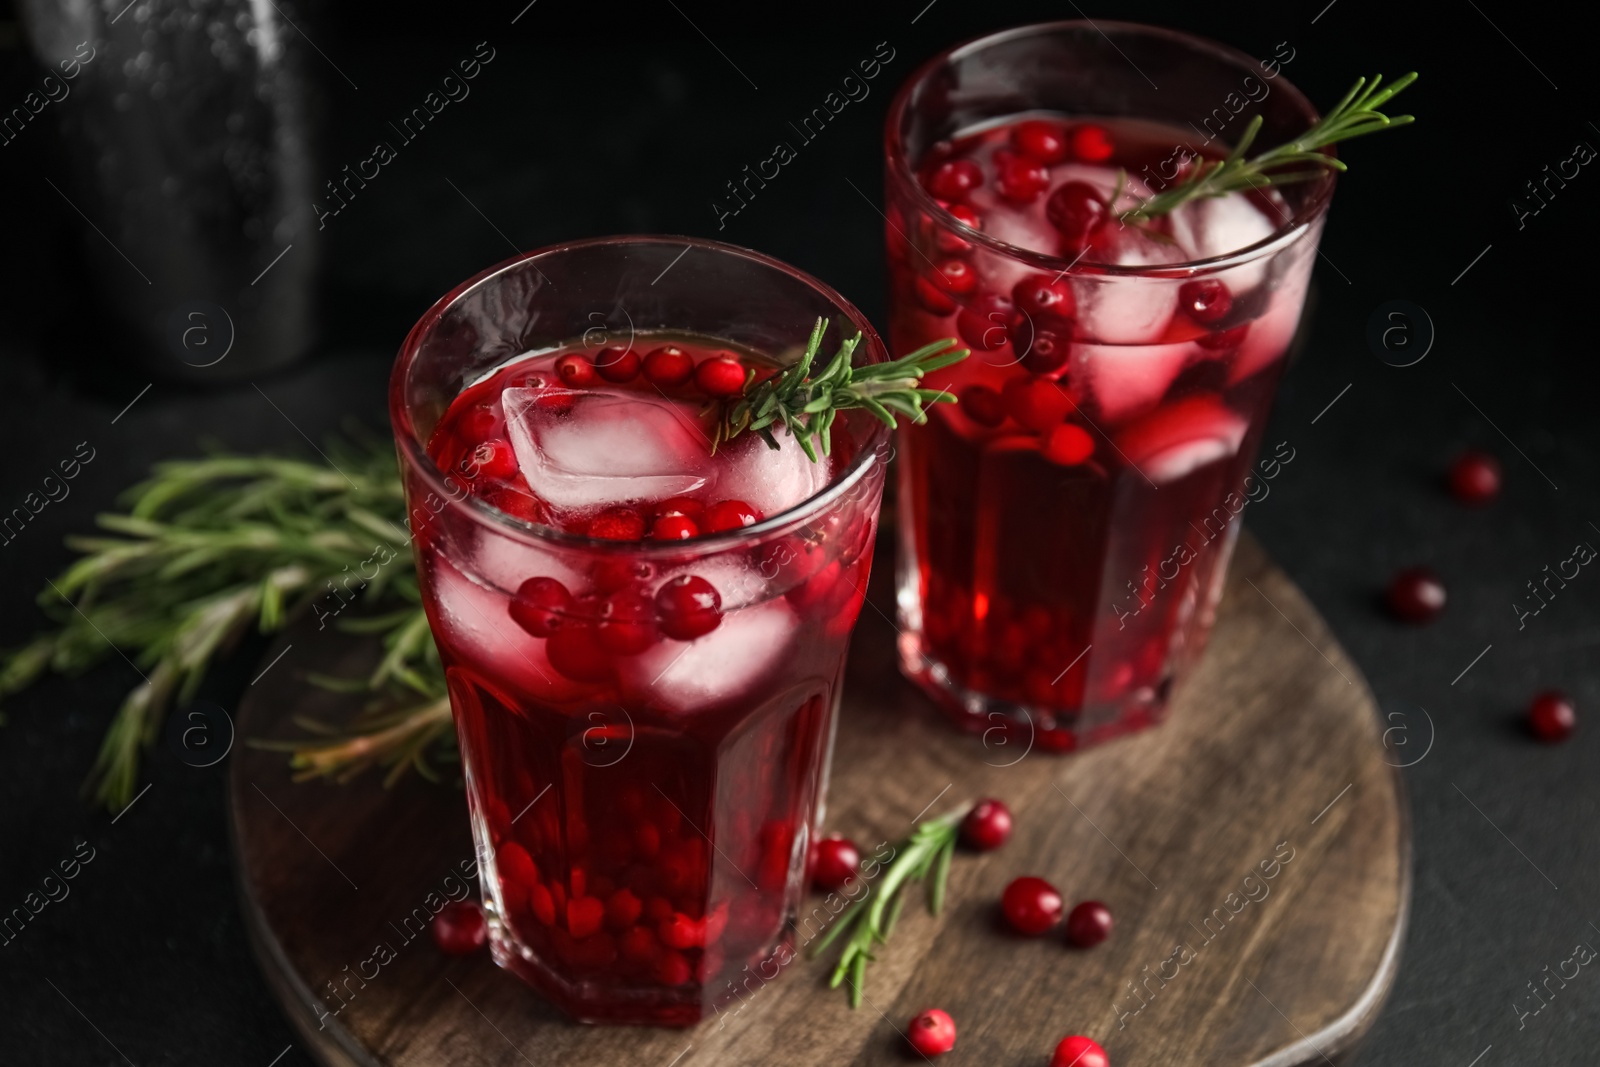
<box><xmin>229</xmin><ymin>532</ymin><xmax>1408</xmax><ymax>1067</ymax></box>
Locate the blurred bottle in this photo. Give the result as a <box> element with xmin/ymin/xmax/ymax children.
<box><xmin>19</xmin><ymin>0</ymin><xmax>322</xmax><ymax>383</ymax></box>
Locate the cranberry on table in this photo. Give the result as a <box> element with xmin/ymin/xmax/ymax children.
<box><xmin>907</xmin><ymin>1008</ymin><xmax>958</xmax><ymax>1057</ymax></box>
<box><xmin>642</xmin><ymin>345</ymin><xmax>695</xmax><ymax>388</ymax></box>
<box><xmin>810</xmin><ymin>834</ymin><xmax>862</xmax><ymax>892</ymax></box>
<box><xmin>431</xmin><ymin>899</ymin><xmax>487</xmax><ymax>955</ymax></box>
<box><xmin>1064</xmin><ymin>900</ymin><xmax>1114</xmax><ymax>947</ymax></box>
<box><xmin>1051</xmin><ymin>1034</ymin><xmax>1110</xmax><ymax>1067</ymax></box>
<box><xmin>1447</xmin><ymin>449</ymin><xmax>1502</xmax><ymax>505</ymax></box>
<box><xmin>960</xmin><ymin>798</ymin><xmax>1013</xmax><ymax>851</ymax></box>
<box><xmin>510</xmin><ymin>576</ymin><xmax>574</xmax><ymax>637</ymax></box>
<box><xmin>1386</xmin><ymin>567</ymin><xmax>1446</xmax><ymax>623</ymax></box>
<box><xmin>694</xmin><ymin>356</ymin><xmax>748</xmax><ymax>398</ymax></box>
<box><xmin>1001</xmin><ymin>875</ymin><xmax>1064</xmax><ymax>935</ymax></box>
<box><xmin>554</xmin><ymin>352</ymin><xmax>598</xmax><ymax>388</ymax></box>
<box><xmin>924</xmin><ymin>158</ymin><xmax>983</xmax><ymax>201</ymax></box>
<box><xmin>1528</xmin><ymin>691</ymin><xmax>1576</xmax><ymax>743</ymax></box>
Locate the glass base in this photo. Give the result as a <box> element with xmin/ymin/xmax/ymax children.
<box><xmin>897</xmin><ymin>633</ymin><xmax>1173</xmax><ymax>755</ymax></box>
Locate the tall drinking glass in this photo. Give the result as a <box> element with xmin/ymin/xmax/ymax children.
<box><xmin>390</xmin><ymin>237</ymin><xmax>889</xmax><ymax>1024</ymax></box>
<box><xmin>884</xmin><ymin>23</ymin><xmax>1331</xmax><ymax>749</ymax></box>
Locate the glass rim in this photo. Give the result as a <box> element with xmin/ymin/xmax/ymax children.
<box><xmin>884</xmin><ymin>19</ymin><xmax>1337</xmax><ymax>278</ymax></box>
<box><xmin>389</xmin><ymin>233</ymin><xmax>892</xmax><ymax>556</ymax></box>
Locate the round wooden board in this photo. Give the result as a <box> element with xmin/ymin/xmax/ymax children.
<box><xmin>230</xmin><ymin>532</ymin><xmax>1409</xmax><ymax>1067</ymax></box>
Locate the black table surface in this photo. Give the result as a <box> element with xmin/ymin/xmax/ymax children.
<box><xmin>2</xmin><ymin>1</ymin><xmax>1596</xmax><ymax>1063</ymax></box>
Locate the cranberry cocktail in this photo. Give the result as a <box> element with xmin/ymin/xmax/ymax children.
<box><xmin>885</xmin><ymin>24</ymin><xmax>1332</xmax><ymax>746</ymax></box>
<box><xmin>391</xmin><ymin>238</ymin><xmax>889</xmax><ymax>1025</ymax></box>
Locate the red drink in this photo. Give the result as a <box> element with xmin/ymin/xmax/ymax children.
<box><xmin>391</xmin><ymin>239</ymin><xmax>889</xmax><ymax>1024</ymax></box>
<box><xmin>884</xmin><ymin>24</ymin><xmax>1332</xmax><ymax>746</ymax></box>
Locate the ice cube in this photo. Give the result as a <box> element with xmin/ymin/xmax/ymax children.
<box><xmin>1229</xmin><ymin>286</ymin><xmax>1304</xmax><ymax>386</ymax></box>
<box><xmin>502</xmin><ymin>386</ymin><xmax>713</xmax><ymax>516</ymax></box>
<box><xmin>711</xmin><ymin>431</ymin><xmax>832</xmax><ymax>521</ymax></box>
<box><xmin>1169</xmin><ymin>193</ymin><xmax>1280</xmax><ymax>289</ymax></box>
<box><xmin>620</xmin><ymin>597</ymin><xmax>798</xmax><ymax>713</ymax></box>
<box><xmin>426</xmin><ymin>555</ymin><xmax>593</xmax><ymax>702</ymax></box>
<box><xmin>1113</xmin><ymin>395</ymin><xmax>1247</xmax><ymax>485</ymax></box>
<box><xmin>468</xmin><ymin>527</ymin><xmax>588</xmax><ymax>596</ymax></box>
<box><xmin>1072</xmin><ymin>341</ymin><xmax>1198</xmax><ymax>424</ymax></box>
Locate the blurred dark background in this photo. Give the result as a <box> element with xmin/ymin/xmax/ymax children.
<box><xmin>1</xmin><ymin>0</ymin><xmax>1595</xmax><ymax>1063</ymax></box>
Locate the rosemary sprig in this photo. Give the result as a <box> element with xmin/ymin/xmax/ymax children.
<box><xmin>811</xmin><ymin>806</ymin><xmax>965</xmax><ymax>1007</ymax></box>
<box><xmin>0</xmin><ymin>440</ymin><xmax>444</xmax><ymax>811</ymax></box>
<box><xmin>713</xmin><ymin>317</ymin><xmax>968</xmax><ymax>461</ymax></box>
<box><xmin>1119</xmin><ymin>73</ymin><xmax>1418</xmax><ymax>222</ymax></box>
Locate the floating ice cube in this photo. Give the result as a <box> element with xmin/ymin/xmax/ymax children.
<box><xmin>1072</xmin><ymin>341</ymin><xmax>1198</xmax><ymax>424</ymax></box>
<box><xmin>426</xmin><ymin>555</ymin><xmax>592</xmax><ymax>702</ymax></box>
<box><xmin>620</xmin><ymin>597</ymin><xmax>798</xmax><ymax>713</ymax></box>
<box><xmin>1169</xmin><ymin>192</ymin><xmax>1280</xmax><ymax>289</ymax></box>
<box><xmin>712</xmin><ymin>431</ymin><xmax>833</xmax><ymax>521</ymax></box>
<box><xmin>468</xmin><ymin>528</ymin><xmax>588</xmax><ymax>596</ymax></box>
<box><xmin>1114</xmin><ymin>396</ymin><xmax>1247</xmax><ymax>485</ymax></box>
<box><xmin>502</xmin><ymin>386</ymin><xmax>713</xmax><ymax>517</ymax></box>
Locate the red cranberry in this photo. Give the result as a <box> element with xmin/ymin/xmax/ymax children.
<box><xmin>994</xmin><ymin>147</ymin><xmax>1050</xmax><ymax>203</ymax></box>
<box><xmin>1051</xmin><ymin>1035</ymin><xmax>1110</xmax><ymax>1067</ymax></box>
<box><xmin>654</xmin><ymin>496</ymin><xmax>705</xmax><ymax>520</ymax></box>
<box><xmin>956</xmin><ymin>293</ymin><xmax>1016</xmax><ymax>351</ymax></box>
<box><xmin>1070</xmin><ymin>124</ymin><xmax>1114</xmax><ymax>162</ymax></box>
<box><xmin>702</xmin><ymin>499</ymin><xmax>761</xmax><ymax>533</ymax></box>
<box><xmin>960</xmin><ymin>385</ymin><xmax>1007</xmax><ymax>428</ymax></box>
<box><xmin>1003</xmin><ymin>376</ymin><xmax>1077</xmax><ymax>433</ymax></box>
<box><xmin>593</xmin><ymin>345</ymin><xmax>641</xmax><ymax>383</ymax></box>
<box><xmin>1179</xmin><ymin>279</ymin><xmax>1233</xmax><ymax>325</ymax></box>
<box><xmin>605</xmin><ymin>888</ymin><xmax>643</xmax><ymax>930</ymax></box>
<box><xmin>913</xmin><ymin>275</ymin><xmax>958</xmax><ymax>315</ymax></box>
<box><xmin>960</xmin><ymin>798</ymin><xmax>1013</xmax><ymax>851</ymax></box>
<box><xmin>484</xmin><ymin>486</ymin><xmax>548</xmax><ymax>525</ymax></box>
<box><xmin>1064</xmin><ymin>900</ymin><xmax>1113</xmax><ymax>947</ymax></box>
<box><xmin>1528</xmin><ymin>691</ymin><xmax>1576</xmax><ymax>743</ymax></box>
<box><xmin>642</xmin><ymin>345</ymin><xmax>695</xmax><ymax>388</ymax></box>
<box><xmin>586</xmin><ymin>507</ymin><xmax>646</xmax><ymax>541</ymax></box>
<box><xmin>811</xmin><ymin>835</ymin><xmax>861</xmax><ymax>892</ymax></box>
<box><xmin>598</xmin><ymin>588</ymin><xmax>658</xmax><ymax>654</ymax></box>
<box><xmin>620</xmin><ymin>924</ymin><xmax>659</xmax><ymax>964</ymax></box>
<box><xmin>655</xmin><ymin>575</ymin><xmax>723</xmax><ymax>640</ymax></box>
<box><xmin>695</xmin><ymin>356</ymin><xmax>748</xmax><ymax>398</ymax></box>
<box><xmin>936</xmin><ymin>203</ymin><xmax>982</xmax><ymax>255</ymax></box>
<box><xmin>431</xmin><ymin>899</ymin><xmax>487</xmax><ymax>955</ymax></box>
<box><xmin>1386</xmin><ymin>567</ymin><xmax>1446</xmax><ymax>623</ymax></box>
<box><xmin>1447</xmin><ymin>450</ymin><xmax>1501</xmax><ymax>505</ymax></box>
<box><xmin>467</xmin><ymin>439</ymin><xmax>518</xmax><ymax>482</ymax></box>
<box><xmin>1042</xmin><ymin>423</ymin><xmax>1095</xmax><ymax>466</ymax></box>
<box><xmin>1012</xmin><ymin>119</ymin><xmax>1069</xmax><ymax>164</ymax></box>
<box><xmin>1001</xmin><ymin>876</ymin><xmax>1063</xmax><ymax>935</ymax></box>
<box><xmin>1012</xmin><ymin>274</ymin><xmax>1077</xmax><ymax>327</ymax></box>
<box><xmin>566</xmin><ymin>896</ymin><xmax>605</xmax><ymax>939</ymax></box>
<box><xmin>923</xmin><ymin>159</ymin><xmax>982</xmax><ymax>201</ymax></box>
<box><xmin>931</xmin><ymin>257</ymin><xmax>978</xmax><ymax>296</ymax></box>
<box><xmin>907</xmin><ymin>1008</ymin><xmax>957</xmax><ymax>1057</ymax></box>
<box><xmin>510</xmin><ymin>576</ymin><xmax>574</xmax><ymax>637</ymax></box>
<box><xmin>555</xmin><ymin>353</ymin><xmax>599</xmax><ymax>388</ymax></box>
<box><xmin>591</xmin><ymin>557</ymin><xmax>653</xmax><ymax>594</ymax></box>
<box><xmin>651</xmin><ymin>514</ymin><xmax>700</xmax><ymax>540</ymax></box>
<box><xmin>1046</xmin><ymin>181</ymin><xmax>1111</xmax><ymax>250</ymax></box>
<box><xmin>656</xmin><ymin>950</ymin><xmax>692</xmax><ymax>985</ymax></box>
<box><xmin>497</xmin><ymin>841</ymin><xmax>538</xmax><ymax>885</ymax></box>
<box><xmin>1020</xmin><ymin>329</ymin><xmax>1072</xmax><ymax>375</ymax></box>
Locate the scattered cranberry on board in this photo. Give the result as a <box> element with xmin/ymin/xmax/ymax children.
<box><xmin>811</xmin><ymin>835</ymin><xmax>862</xmax><ymax>892</ymax></box>
<box><xmin>431</xmin><ymin>899</ymin><xmax>487</xmax><ymax>955</ymax></box>
<box><xmin>960</xmin><ymin>798</ymin><xmax>1013</xmax><ymax>851</ymax></box>
<box><xmin>907</xmin><ymin>1008</ymin><xmax>958</xmax><ymax>1056</ymax></box>
<box><xmin>1050</xmin><ymin>1034</ymin><xmax>1110</xmax><ymax>1067</ymax></box>
<box><xmin>1447</xmin><ymin>449</ymin><xmax>1501</xmax><ymax>505</ymax></box>
<box><xmin>1386</xmin><ymin>567</ymin><xmax>1446</xmax><ymax>623</ymax></box>
<box><xmin>1528</xmin><ymin>691</ymin><xmax>1576</xmax><ymax>743</ymax></box>
<box><xmin>1002</xmin><ymin>876</ymin><xmax>1064</xmax><ymax>936</ymax></box>
<box><xmin>1064</xmin><ymin>900</ymin><xmax>1114</xmax><ymax>948</ymax></box>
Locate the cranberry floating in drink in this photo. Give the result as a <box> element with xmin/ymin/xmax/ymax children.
<box><xmin>884</xmin><ymin>23</ymin><xmax>1413</xmax><ymax>745</ymax></box>
<box><xmin>390</xmin><ymin>238</ymin><xmax>951</xmax><ymax>1025</ymax></box>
